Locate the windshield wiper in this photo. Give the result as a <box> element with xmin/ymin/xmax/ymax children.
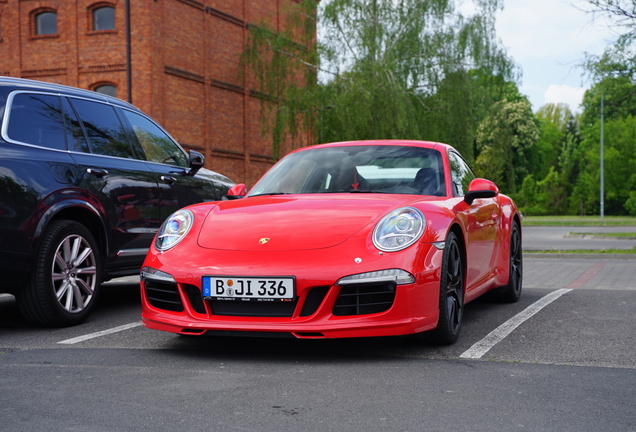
<box><xmin>249</xmin><ymin>192</ymin><xmax>292</xmax><ymax>197</ymax></box>
<box><xmin>324</xmin><ymin>189</ymin><xmax>383</xmax><ymax>194</ymax></box>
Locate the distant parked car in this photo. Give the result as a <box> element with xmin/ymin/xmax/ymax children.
<box><xmin>140</xmin><ymin>140</ymin><xmax>522</xmax><ymax>345</ymax></box>
<box><xmin>0</xmin><ymin>77</ymin><xmax>233</xmax><ymax>327</ymax></box>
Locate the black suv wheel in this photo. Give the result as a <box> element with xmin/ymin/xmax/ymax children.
<box><xmin>18</xmin><ymin>220</ymin><xmax>101</xmax><ymax>327</ymax></box>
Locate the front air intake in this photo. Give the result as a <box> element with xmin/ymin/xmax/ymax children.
<box><xmin>144</xmin><ymin>279</ymin><xmax>184</xmax><ymax>312</ymax></box>
<box><xmin>332</xmin><ymin>283</ymin><xmax>396</xmax><ymax>316</ymax></box>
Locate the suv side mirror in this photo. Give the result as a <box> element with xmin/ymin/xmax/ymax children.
<box><xmin>227</xmin><ymin>183</ymin><xmax>247</xmax><ymax>199</ymax></box>
<box><xmin>464</xmin><ymin>178</ymin><xmax>498</xmax><ymax>205</ymax></box>
<box><xmin>187</xmin><ymin>150</ymin><xmax>205</xmax><ymax>176</ymax></box>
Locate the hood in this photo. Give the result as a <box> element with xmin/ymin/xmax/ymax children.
<box><xmin>197</xmin><ymin>195</ymin><xmax>406</xmax><ymax>251</ymax></box>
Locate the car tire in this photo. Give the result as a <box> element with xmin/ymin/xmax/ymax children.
<box><xmin>430</xmin><ymin>231</ymin><xmax>465</xmax><ymax>345</ymax></box>
<box><xmin>494</xmin><ymin>220</ymin><xmax>523</xmax><ymax>303</ymax></box>
<box><xmin>17</xmin><ymin>220</ymin><xmax>102</xmax><ymax>327</ymax></box>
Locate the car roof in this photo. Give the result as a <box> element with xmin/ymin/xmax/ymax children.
<box><xmin>0</xmin><ymin>76</ymin><xmax>137</xmax><ymax>111</ymax></box>
<box><xmin>293</xmin><ymin>139</ymin><xmax>456</xmax><ymax>154</ymax></box>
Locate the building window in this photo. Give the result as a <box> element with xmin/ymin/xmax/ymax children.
<box><xmin>91</xmin><ymin>5</ymin><xmax>115</xmax><ymax>31</ymax></box>
<box><xmin>93</xmin><ymin>83</ymin><xmax>117</xmax><ymax>97</ymax></box>
<box><xmin>34</xmin><ymin>10</ymin><xmax>57</xmax><ymax>36</ymax></box>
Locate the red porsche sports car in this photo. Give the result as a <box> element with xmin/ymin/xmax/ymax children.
<box><xmin>140</xmin><ymin>140</ymin><xmax>522</xmax><ymax>344</ymax></box>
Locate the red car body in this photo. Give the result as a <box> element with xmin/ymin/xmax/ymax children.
<box><xmin>140</xmin><ymin>140</ymin><xmax>522</xmax><ymax>344</ymax></box>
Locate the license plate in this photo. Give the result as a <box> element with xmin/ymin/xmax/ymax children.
<box><xmin>202</xmin><ymin>276</ymin><xmax>295</xmax><ymax>301</ymax></box>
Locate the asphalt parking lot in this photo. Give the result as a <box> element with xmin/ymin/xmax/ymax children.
<box><xmin>1</xmin><ymin>226</ymin><xmax>635</xmax><ymax>432</ymax></box>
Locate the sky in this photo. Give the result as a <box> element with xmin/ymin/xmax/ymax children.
<box><xmin>493</xmin><ymin>0</ymin><xmax>617</xmax><ymax>113</ymax></box>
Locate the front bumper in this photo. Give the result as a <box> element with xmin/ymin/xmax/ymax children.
<box><xmin>140</xmin><ymin>240</ymin><xmax>444</xmax><ymax>339</ymax></box>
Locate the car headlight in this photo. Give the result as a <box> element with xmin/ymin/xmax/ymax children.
<box><xmin>155</xmin><ymin>209</ymin><xmax>194</xmax><ymax>251</ymax></box>
<box><xmin>372</xmin><ymin>207</ymin><xmax>425</xmax><ymax>252</ymax></box>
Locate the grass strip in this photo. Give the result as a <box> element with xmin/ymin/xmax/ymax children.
<box><xmin>523</xmin><ymin>216</ymin><xmax>636</xmax><ymax>226</ymax></box>
<box><xmin>568</xmin><ymin>232</ymin><xmax>636</xmax><ymax>238</ymax></box>
<box><xmin>526</xmin><ymin>247</ymin><xmax>636</xmax><ymax>255</ymax></box>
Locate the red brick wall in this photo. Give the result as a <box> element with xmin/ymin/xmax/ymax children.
<box><xmin>0</xmin><ymin>0</ymin><xmax>313</xmax><ymax>186</ymax></box>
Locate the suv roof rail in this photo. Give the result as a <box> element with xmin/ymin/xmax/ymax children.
<box><xmin>0</xmin><ymin>76</ymin><xmax>136</xmax><ymax>109</ymax></box>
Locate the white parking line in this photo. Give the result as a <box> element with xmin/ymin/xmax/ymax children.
<box><xmin>58</xmin><ymin>322</ymin><xmax>143</xmax><ymax>345</ymax></box>
<box><xmin>460</xmin><ymin>288</ymin><xmax>572</xmax><ymax>359</ymax></box>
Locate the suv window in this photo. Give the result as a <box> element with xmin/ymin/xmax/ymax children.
<box><xmin>70</xmin><ymin>98</ymin><xmax>135</xmax><ymax>159</ymax></box>
<box><xmin>122</xmin><ymin>109</ymin><xmax>188</xmax><ymax>166</ymax></box>
<box><xmin>6</xmin><ymin>93</ymin><xmax>66</xmax><ymax>150</ymax></box>
<box><xmin>61</xmin><ymin>97</ymin><xmax>89</xmax><ymax>152</ymax></box>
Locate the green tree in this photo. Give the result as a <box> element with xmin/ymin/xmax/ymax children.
<box><xmin>244</xmin><ymin>0</ymin><xmax>517</xmax><ymax>159</ymax></box>
<box><xmin>242</xmin><ymin>1</ymin><xmax>320</xmax><ymax>158</ymax></box>
<box><xmin>474</xmin><ymin>96</ymin><xmax>540</xmax><ymax>193</ymax></box>
<box><xmin>579</xmin><ymin>1</ymin><xmax>636</xmax><ymax>215</ymax></box>
<box><xmin>578</xmin><ymin>115</ymin><xmax>636</xmax><ymax>215</ymax></box>
<box><xmin>534</xmin><ymin>103</ymin><xmax>575</xmax><ymax>180</ymax></box>
<box><xmin>580</xmin><ymin>77</ymin><xmax>636</xmax><ymax>127</ymax></box>
<box><xmin>421</xmin><ymin>71</ymin><xmax>517</xmax><ymax>162</ymax></box>
<box><xmin>582</xmin><ymin>0</ymin><xmax>636</xmax><ymax>84</ymax></box>
<box><xmin>517</xmin><ymin>174</ymin><xmax>546</xmax><ymax>215</ymax></box>
<box><xmin>573</xmin><ymin>72</ymin><xmax>636</xmax><ymax>215</ymax></box>
<box><xmin>319</xmin><ymin>0</ymin><xmax>516</xmax><ymax>161</ymax></box>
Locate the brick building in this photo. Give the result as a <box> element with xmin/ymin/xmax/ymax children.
<box><xmin>0</xmin><ymin>0</ymin><xmax>311</xmax><ymax>185</ymax></box>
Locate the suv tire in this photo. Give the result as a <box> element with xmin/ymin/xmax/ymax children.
<box><xmin>17</xmin><ymin>220</ymin><xmax>102</xmax><ymax>327</ymax></box>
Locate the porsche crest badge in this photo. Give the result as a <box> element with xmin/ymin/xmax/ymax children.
<box><xmin>259</xmin><ymin>238</ymin><xmax>270</xmax><ymax>245</ymax></box>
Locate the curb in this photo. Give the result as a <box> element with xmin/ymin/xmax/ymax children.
<box><xmin>523</xmin><ymin>252</ymin><xmax>636</xmax><ymax>260</ymax></box>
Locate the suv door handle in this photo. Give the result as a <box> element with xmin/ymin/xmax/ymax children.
<box><xmin>87</xmin><ymin>168</ymin><xmax>108</xmax><ymax>178</ymax></box>
<box><xmin>161</xmin><ymin>175</ymin><xmax>177</xmax><ymax>185</ymax></box>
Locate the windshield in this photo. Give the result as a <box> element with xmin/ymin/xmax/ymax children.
<box><xmin>249</xmin><ymin>145</ymin><xmax>446</xmax><ymax>197</ymax></box>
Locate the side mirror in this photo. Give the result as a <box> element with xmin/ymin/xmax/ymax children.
<box><xmin>227</xmin><ymin>183</ymin><xmax>247</xmax><ymax>199</ymax></box>
<box><xmin>464</xmin><ymin>178</ymin><xmax>499</xmax><ymax>205</ymax></box>
<box><xmin>187</xmin><ymin>150</ymin><xmax>205</xmax><ymax>176</ymax></box>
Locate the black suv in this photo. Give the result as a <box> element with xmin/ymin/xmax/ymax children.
<box><xmin>0</xmin><ymin>77</ymin><xmax>233</xmax><ymax>327</ymax></box>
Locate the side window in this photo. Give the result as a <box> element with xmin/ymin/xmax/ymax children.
<box><xmin>61</xmin><ymin>97</ymin><xmax>89</xmax><ymax>153</ymax></box>
<box><xmin>121</xmin><ymin>109</ymin><xmax>188</xmax><ymax>166</ymax></box>
<box><xmin>70</xmin><ymin>98</ymin><xmax>135</xmax><ymax>159</ymax></box>
<box><xmin>448</xmin><ymin>151</ymin><xmax>475</xmax><ymax>197</ymax></box>
<box><xmin>6</xmin><ymin>93</ymin><xmax>66</xmax><ymax>150</ymax></box>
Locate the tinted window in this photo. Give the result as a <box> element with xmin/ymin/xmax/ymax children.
<box><xmin>448</xmin><ymin>151</ymin><xmax>475</xmax><ymax>196</ymax></box>
<box><xmin>70</xmin><ymin>98</ymin><xmax>134</xmax><ymax>159</ymax></box>
<box><xmin>6</xmin><ymin>93</ymin><xmax>66</xmax><ymax>150</ymax></box>
<box><xmin>62</xmin><ymin>97</ymin><xmax>89</xmax><ymax>153</ymax></box>
<box><xmin>35</xmin><ymin>11</ymin><xmax>57</xmax><ymax>35</ymax></box>
<box><xmin>92</xmin><ymin>6</ymin><xmax>115</xmax><ymax>31</ymax></box>
<box><xmin>122</xmin><ymin>110</ymin><xmax>187</xmax><ymax>166</ymax></box>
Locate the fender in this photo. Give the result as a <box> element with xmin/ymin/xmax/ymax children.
<box><xmin>32</xmin><ymin>195</ymin><xmax>108</xmax><ymax>256</ymax></box>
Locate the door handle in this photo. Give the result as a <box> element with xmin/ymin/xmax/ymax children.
<box><xmin>86</xmin><ymin>168</ymin><xmax>108</xmax><ymax>178</ymax></box>
<box><xmin>161</xmin><ymin>175</ymin><xmax>177</xmax><ymax>185</ymax></box>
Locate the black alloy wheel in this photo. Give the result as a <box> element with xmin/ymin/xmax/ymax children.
<box><xmin>431</xmin><ymin>231</ymin><xmax>465</xmax><ymax>345</ymax></box>
<box><xmin>496</xmin><ymin>220</ymin><xmax>523</xmax><ymax>303</ymax></box>
<box><xmin>17</xmin><ymin>220</ymin><xmax>102</xmax><ymax>327</ymax></box>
